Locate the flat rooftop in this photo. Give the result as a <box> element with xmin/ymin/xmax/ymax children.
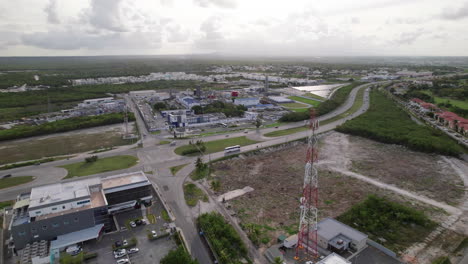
<box><xmin>317</xmin><ymin>253</ymin><xmax>351</xmax><ymax>264</ymax></box>
<box><xmin>35</xmin><ymin>191</ymin><xmax>106</xmax><ymax>221</ymax></box>
<box><xmin>29</xmin><ymin>178</ymin><xmax>100</xmax><ymax>209</ymax></box>
<box><xmin>101</xmin><ymin>171</ymin><xmax>149</xmax><ymax>190</ymax></box>
<box><xmin>27</xmin><ymin>172</ymin><xmax>148</xmax><ymax>210</ymax></box>
<box><xmin>318</xmin><ymin>218</ymin><xmax>368</xmax><ymax>242</ymax></box>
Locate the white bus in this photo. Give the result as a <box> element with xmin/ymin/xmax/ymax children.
<box><xmin>224</xmin><ymin>145</ymin><xmax>240</xmax><ymax>154</ymax></box>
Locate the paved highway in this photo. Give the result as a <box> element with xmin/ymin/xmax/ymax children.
<box><xmin>0</xmin><ymin>82</ymin><xmax>374</xmax><ymax>264</ymax></box>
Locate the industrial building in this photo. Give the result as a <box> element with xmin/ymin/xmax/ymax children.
<box><xmin>9</xmin><ymin>171</ymin><xmax>152</xmax><ymax>250</ymax></box>
<box><xmin>234</xmin><ymin>97</ymin><xmax>260</xmax><ymax>107</ymax></box>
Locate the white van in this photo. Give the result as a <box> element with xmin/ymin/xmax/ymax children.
<box><xmin>65</xmin><ymin>245</ymin><xmax>82</xmax><ymax>256</ymax></box>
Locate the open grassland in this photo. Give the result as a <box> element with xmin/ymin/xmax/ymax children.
<box><xmin>264</xmin><ymin>126</ymin><xmax>308</xmax><ymax>137</ymax></box>
<box><xmin>336</xmin><ymin>90</ymin><xmax>466</xmax><ymax>156</ymax></box>
<box><xmin>422</xmin><ymin>90</ymin><xmax>468</xmax><ymax>109</ymax></box>
<box><xmin>0</xmin><ymin>125</ymin><xmax>134</xmax><ymax>165</ymax></box>
<box><xmin>61</xmin><ymin>155</ymin><xmax>138</xmax><ymax>178</ymax></box>
<box><xmin>0</xmin><ymin>176</ymin><xmax>34</xmax><ymax>189</ymax></box>
<box><xmin>287</xmin><ymin>96</ymin><xmax>322</xmax><ymax>107</ymax></box>
<box><xmin>209</xmin><ymin>135</ymin><xmax>446</xmax><ymax>249</ymax></box>
<box><xmin>174</xmin><ymin>136</ymin><xmax>258</xmax><ymax>156</ymax></box>
<box><xmin>280</xmin><ymin>102</ymin><xmax>310</xmax><ymax>108</ymax></box>
<box><xmin>0</xmin><ymin>200</ymin><xmax>14</xmax><ymax>210</ymax></box>
<box><xmin>303</xmin><ymin>92</ymin><xmax>326</xmax><ymax>100</ymax></box>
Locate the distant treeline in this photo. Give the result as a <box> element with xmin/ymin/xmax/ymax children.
<box><xmin>336</xmin><ymin>90</ymin><xmax>465</xmax><ymax>156</ymax></box>
<box><xmin>279</xmin><ymin>82</ymin><xmax>362</xmax><ymax>122</ymax></box>
<box><xmin>0</xmin><ymin>112</ymin><xmax>134</xmax><ymax>142</ymax></box>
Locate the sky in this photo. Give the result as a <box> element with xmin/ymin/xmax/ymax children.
<box><xmin>1</xmin><ymin>0</ymin><xmax>468</xmax><ymax>57</ymax></box>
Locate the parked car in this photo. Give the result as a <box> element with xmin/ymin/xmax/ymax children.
<box><xmin>151</xmin><ymin>230</ymin><xmax>157</xmax><ymax>238</ymax></box>
<box><xmin>116</xmin><ymin>258</ymin><xmax>129</xmax><ymax>264</ymax></box>
<box><xmin>135</xmin><ymin>219</ymin><xmax>143</xmax><ymax>226</ymax></box>
<box><xmin>123</xmin><ymin>239</ymin><xmax>128</xmax><ymax>246</ymax></box>
<box><xmin>114</xmin><ymin>249</ymin><xmax>126</xmax><ymax>255</ymax></box>
<box><xmin>114</xmin><ymin>241</ymin><xmax>122</xmax><ymax>247</ymax></box>
<box><xmin>128</xmin><ymin>248</ymin><xmax>139</xmax><ymax>254</ymax></box>
<box><xmin>114</xmin><ymin>251</ymin><xmax>126</xmax><ymax>259</ymax></box>
<box><xmin>66</xmin><ymin>245</ymin><xmax>82</xmax><ymax>256</ymax></box>
<box><xmin>129</xmin><ymin>221</ymin><xmax>136</xmax><ymax>228</ymax></box>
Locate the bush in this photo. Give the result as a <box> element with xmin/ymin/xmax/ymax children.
<box><xmin>84</xmin><ymin>155</ymin><xmax>98</xmax><ymax>163</ymax></box>
<box><xmin>160</xmin><ymin>246</ymin><xmax>199</xmax><ymax>264</ymax></box>
<box><xmin>336</xmin><ymin>90</ymin><xmax>465</xmax><ymax>156</ymax></box>
<box><xmin>0</xmin><ymin>112</ymin><xmax>134</xmax><ymax>141</ymax></box>
<box><xmin>337</xmin><ymin>195</ymin><xmax>437</xmax><ymax>252</ymax></box>
<box><xmin>197</xmin><ymin>212</ymin><xmax>248</xmax><ymax>264</ymax></box>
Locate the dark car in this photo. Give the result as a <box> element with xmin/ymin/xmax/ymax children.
<box><xmin>135</xmin><ymin>219</ymin><xmax>143</xmax><ymax>226</ymax></box>
<box><xmin>114</xmin><ymin>241</ymin><xmax>122</xmax><ymax>247</ymax></box>
<box><xmin>2</xmin><ymin>174</ymin><xmax>12</xmax><ymax>179</ymax></box>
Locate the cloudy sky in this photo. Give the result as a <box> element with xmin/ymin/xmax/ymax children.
<box><xmin>1</xmin><ymin>0</ymin><xmax>468</xmax><ymax>56</ymax></box>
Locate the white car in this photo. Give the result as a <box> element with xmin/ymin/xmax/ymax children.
<box><xmin>151</xmin><ymin>230</ymin><xmax>157</xmax><ymax>238</ymax></box>
<box><xmin>128</xmin><ymin>248</ymin><xmax>139</xmax><ymax>254</ymax></box>
<box><xmin>123</xmin><ymin>239</ymin><xmax>128</xmax><ymax>246</ymax></box>
<box><xmin>114</xmin><ymin>251</ymin><xmax>126</xmax><ymax>259</ymax></box>
<box><xmin>116</xmin><ymin>259</ymin><xmax>129</xmax><ymax>264</ymax></box>
<box><xmin>129</xmin><ymin>221</ymin><xmax>136</xmax><ymax>228</ymax></box>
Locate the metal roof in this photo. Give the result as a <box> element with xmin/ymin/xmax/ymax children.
<box><xmin>317</xmin><ymin>253</ymin><xmax>351</xmax><ymax>264</ymax></box>
<box><xmin>50</xmin><ymin>224</ymin><xmax>104</xmax><ymax>250</ymax></box>
<box><xmin>318</xmin><ymin>218</ymin><xmax>367</xmax><ymax>242</ymax></box>
<box><xmin>13</xmin><ymin>198</ymin><xmax>30</xmax><ymax>209</ymax></box>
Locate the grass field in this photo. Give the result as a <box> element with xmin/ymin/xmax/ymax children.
<box><xmin>183</xmin><ymin>183</ymin><xmax>208</xmax><ymax>207</ymax></box>
<box><xmin>158</xmin><ymin>140</ymin><xmax>171</xmax><ymax>145</ymax></box>
<box><xmin>280</xmin><ymin>102</ymin><xmax>310</xmax><ymax>108</ymax></box>
<box><xmin>303</xmin><ymin>92</ymin><xmax>326</xmax><ymax>100</ymax></box>
<box><xmin>170</xmin><ymin>164</ymin><xmax>188</xmax><ymax>176</ymax></box>
<box><xmin>61</xmin><ymin>155</ymin><xmax>138</xmax><ymax>179</ymax></box>
<box><xmin>0</xmin><ymin>176</ymin><xmax>34</xmax><ymax>189</ymax></box>
<box><xmin>0</xmin><ymin>128</ymin><xmax>133</xmax><ymax>165</ymax></box>
<box><xmin>337</xmin><ymin>90</ymin><xmax>466</xmax><ymax>156</ymax></box>
<box><xmin>291</xmin><ymin>108</ymin><xmax>309</xmax><ymax>112</ymax></box>
<box><xmin>0</xmin><ymin>200</ymin><xmax>13</xmax><ymax>210</ymax></box>
<box><xmin>264</xmin><ymin>126</ymin><xmax>308</xmax><ymax>137</ymax></box>
<box><xmin>288</xmin><ymin>96</ymin><xmax>322</xmax><ymax>107</ymax></box>
<box><xmin>422</xmin><ymin>90</ymin><xmax>468</xmax><ymax>109</ymax></box>
<box><xmin>337</xmin><ymin>195</ymin><xmax>436</xmax><ymax>252</ymax></box>
<box><xmin>174</xmin><ymin>136</ymin><xmax>259</xmax><ymax>155</ymax></box>
<box><xmin>265</xmin><ymin>86</ymin><xmax>367</xmax><ymax>137</ymax></box>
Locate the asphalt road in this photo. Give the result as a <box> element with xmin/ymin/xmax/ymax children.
<box><xmin>0</xmin><ymin>82</ymin><xmax>374</xmax><ymax>264</ymax></box>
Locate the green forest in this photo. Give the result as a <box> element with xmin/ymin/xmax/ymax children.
<box><xmin>337</xmin><ymin>195</ymin><xmax>436</xmax><ymax>252</ymax></box>
<box><xmin>197</xmin><ymin>212</ymin><xmax>249</xmax><ymax>264</ymax></box>
<box><xmin>336</xmin><ymin>90</ymin><xmax>466</xmax><ymax>156</ymax></box>
<box><xmin>279</xmin><ymin>82</ymin><xmax>362</xmax><ymax>122</ymax></box>
<box><xmin>0</xmin><ymin>112</ymin><xmax>134</xmax><ymax>141</ymax></box>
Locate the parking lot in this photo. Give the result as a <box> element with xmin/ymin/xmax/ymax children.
<box><xmin>82</xmin><ymin>192</ymin><xmax>176</xmax><ymax>264</ymax></box>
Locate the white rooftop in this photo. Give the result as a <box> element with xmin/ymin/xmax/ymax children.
<box><xmin>29</xmin><ymin>178</ymin><xmax>99</xmax><ymax>209</ymax></box>
<box><xmin>28</xmin><ymin>171</ymin><xmax>148</xmax><ymax>209</ymax></box>
<box><xmin>317</xmin><ymin>253</ymin><xmax>351</xmax><ymax>264</ymax></box>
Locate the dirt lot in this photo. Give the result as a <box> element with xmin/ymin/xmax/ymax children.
<box><xmin>0</xmin><ymin>122</ymin><xmax>135</xmax><ymax>164</ymax></box>
<box><xmin>319</xmin><ymin>132</ymin><xmax>464</xmax><ymax>205</ymax></box>
<box><xmin>209</xmin><ymin>132</ymin><xmax>464</xmax><ymax>253</ymax></box>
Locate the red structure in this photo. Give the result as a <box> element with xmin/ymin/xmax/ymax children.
<box><xmin>231</xmin><ymin>91</ymin><xmax>239</xmax><ymax>97</ymax></box>
<box><xmin>295</xmin><ymin>109</ymin><xmax>319</xmax><ymax>262</ymax></box>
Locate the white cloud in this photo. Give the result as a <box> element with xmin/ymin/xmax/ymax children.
<box><xmin>193</xmin><ymin>0</ymin><xmax>236</xmax><ymax>9</ymax></box>
<box><xmin>440</xmin><ymin>1</ymin><xmax>468</xmax><ymax>20</ymax></box>
<box><xmin>44</xmin><ymin>0</ymin><xmax>59</xmax><ymax>24</ymax></box>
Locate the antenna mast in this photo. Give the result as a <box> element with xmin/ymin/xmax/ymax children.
<box><xmin>295</xmin><ymin>108</ymin><xmax>319</xmax><ymax>262</ymax></box>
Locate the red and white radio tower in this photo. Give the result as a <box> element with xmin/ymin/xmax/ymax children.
<box><xmin>294</xmin><ymin>109</ymin><xmax>319</xmax><ymax>262</ymax></box>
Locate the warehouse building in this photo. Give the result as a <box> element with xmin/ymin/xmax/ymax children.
<box><xmin>9</xmin><ymin>171</ymin><xmax>152</xmax><ymax>250</ymax></box>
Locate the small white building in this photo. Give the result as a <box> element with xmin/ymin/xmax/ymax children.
<box><xmin>317</xmin><ymin>218</ymin><xmax>368</xmax><ymax>253</ymax></box>
<box><xmin>268</xmin><ymin>96</ymin><xmax>293</xmax><ymax>103</ymax></box>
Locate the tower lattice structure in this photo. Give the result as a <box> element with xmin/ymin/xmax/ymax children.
<box><xmin>295</xmin><ymin>109</ymin><xmax>319</xmax><ymax>262</ymax></box>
